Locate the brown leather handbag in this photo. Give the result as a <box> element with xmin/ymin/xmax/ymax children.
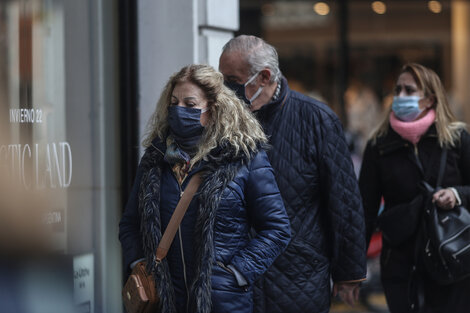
<box><xmin>122</xmin><ymin>261</ymin><xmax>159</xmax><ymax>313</ymax></box>
<box><xmin>122</xmin><ymin>173</ymin><xmax>203</xmax><ymax>313</ymax></box>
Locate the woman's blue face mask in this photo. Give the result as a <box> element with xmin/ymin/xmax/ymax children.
<box><xmin>392</xmin><ymin>96</ymin><xmax>424</xmax><ymax>122</ymax></box>
<box><xmin>168</xmin><ymin>105</ymin><xmax>208</xmax><ymax>149</ymax></box>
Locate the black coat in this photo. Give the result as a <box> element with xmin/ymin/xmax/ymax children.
<box><xmin>359</xmin><ymin>124</ymin><xmax>470</xmax><ymax>312</ymax></box>
<box><xmin>253</xmin><ymin>78</ymin><xmax>367</xmax><ymax>313</ymax></box>
<box><xmin>119</xmin><ymin>140</ymin><xmax>291</xmax><ymax>313</ymax></box>
<box><xmin>359</xmin><ymin>125</ymin><xmax>470</xmax><ymax>244</ymax></box>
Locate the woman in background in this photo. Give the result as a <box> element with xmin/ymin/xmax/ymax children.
<box><xmin>359</xmin><ymin>63</ymin><xmax>470</xmax><ymax>312</ymax></box>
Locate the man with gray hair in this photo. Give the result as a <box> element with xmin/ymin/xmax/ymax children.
<box><xmin>219</xmin><ymin>35</ymin><xmax>367</xmax><ymax>313</ymax></box>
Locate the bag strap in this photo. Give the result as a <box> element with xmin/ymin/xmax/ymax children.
<box><xmin>156</xmin><ymin>172</ymin><xmax>203</xmax><ymax>263</ymax></box>
<box><xmin>414</xmin><ymin>146</ymin><xmax>447</xmax><ymax>188</ymax></box>
<box><xmin>409</xmin><ymin>147</ymin><xmax>447</xmax><ymax>312</ymax></box>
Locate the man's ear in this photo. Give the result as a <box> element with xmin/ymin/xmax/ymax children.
<box><xmin>259</xmin><ymin>69</ymin><xmax>272</xmax><ymax>86</ymax></box>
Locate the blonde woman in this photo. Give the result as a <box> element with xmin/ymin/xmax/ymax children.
<box><xmin>359</xmin><ymin>63</ymin><xmax>470</xmax><ymax>312</ymax></box>
<box><xmin>119</xmin><ymin>64</ymin><xmax>291</xmax><ymax>313</ymax></box>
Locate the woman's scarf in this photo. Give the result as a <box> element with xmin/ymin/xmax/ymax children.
<box><xmin>390</xmin><ymin>109</ymin><xmax>436</xmax><ymax>145</ymax></box>
<box><xmin>164</xmin><ymin>137</ymin><xmax>193</xmax><ymax>183</ymax></box>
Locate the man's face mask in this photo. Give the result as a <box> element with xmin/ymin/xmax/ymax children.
<box><xmin>225</xmin><ymin>71</ymin><xmax>263</xmax><ymax>107</ymax></box>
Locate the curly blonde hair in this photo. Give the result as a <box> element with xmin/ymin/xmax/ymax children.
<box><xmin>142</xmin><ymin>64</ymin><xmax>268</xmax><ymax>165</ymax></box>
<box><xmin>371</xmin><ymin>63</ymin><xmax>466</xmax><ymax>147</ymax></box>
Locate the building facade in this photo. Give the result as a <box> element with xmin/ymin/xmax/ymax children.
<box><xmin>0</xmin><ymin>0</ymin><xmax>238</xmax><ymax>312</ymax></box>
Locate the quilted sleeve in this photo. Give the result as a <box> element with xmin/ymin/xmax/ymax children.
<box><xmin>119</xmin><ymin>163</ymin><xmax>145</xmax><ymax>275</ymax></box>
<box><xmin>454</xmin><ymin>129</ymin><xmax>470</xmax><ymax>207</ymax></box>
<box><xmin>319</xmin><ymin>115</ymin><xmax>367</xmax><ymax>283</ymax></box>
<box><xmin>229</xmin><ymin>150</ymin><xmax>291</xmax><ymax>285</ymax></box>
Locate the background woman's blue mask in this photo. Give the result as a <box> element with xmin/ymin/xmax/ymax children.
<box><xmin>392</xmin><ymin>96</ymin><xmax>424</xmax><ymax>122</ymax></box>
<box><xmin>167</xmin><ymin>106</ymin><xmax>206</xmax><ymax>150</ymax></box>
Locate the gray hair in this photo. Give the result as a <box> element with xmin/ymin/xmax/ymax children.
<box><xmin>222</xmin><ymin>35</ymin><xmax>281</xmax><ymax>83</ymax></box>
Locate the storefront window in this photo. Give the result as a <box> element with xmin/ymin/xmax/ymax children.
<box><xmin>0</xmin><ymin>0</ymin><xmax>69</xmax><ymax>247</ymax></box>
<box><xmin>0</xmin><ymin>1</ymin><xmax>120</xmax><ymax>312</ymax></box>
<box><xmin>240</xmin><ymin>0</ymin><xmax>470</xmax><ymax>160</ymax></box>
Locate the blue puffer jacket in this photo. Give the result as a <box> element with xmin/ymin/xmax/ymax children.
<box><xmin>252</xmin><ymin>78</ymin><xmax>367</xmax><ymax>313</ymax></box>
<box><xmin>119</xmin><ymin>139</ymin><xmax>291</xmax><ymax>313</ymax></box>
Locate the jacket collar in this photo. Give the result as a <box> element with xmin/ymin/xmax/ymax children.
<box><xmin>254</xmin><ymin>76</ymin><xmax>289</xmax><ymax>118</ymax></box>
<box><xmin>377</xmin><ymin>123</ymin><xmax>438</xmax><ymax>156</ymax></box>
<box><xmin>150</xmin><ymin>137</ymin><xmax>166</xmax><ymax>156</ymax></box>
<box><xmin>148</xmin><ymin>137</ymin><xmax>254</xmax><ymax>172</ymax></box>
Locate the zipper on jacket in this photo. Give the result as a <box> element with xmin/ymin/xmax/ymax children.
<box><xmin>168</xmin><ymin>165</ymin><xmax>193</xmax><ymax>312</ymax></box>
<box><xmin>178</xmin><ymin>227</ymin><xmax>190</xmax><ymax>312</ymax></box>
<box><xmin>216</xmin><ymin>261</ymin><xmax>248</xmax><ymax>292</ymax></box>
<box><xmin>413</xmin><ymin>144</ymin><xmax>419</xmax><ymax>157</ymax></box>
<box><xmin>216</xmin><ymin>261</ymin><xmax>234</xmax><ymax>274</ymax></box>
<box><xmin>171</xmin><ymin>170</ymin><xmax>190</xmax><ymax>312</ymax></box>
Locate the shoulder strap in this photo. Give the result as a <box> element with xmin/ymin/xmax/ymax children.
<box><xmin>156</xmin><ymin>172</ymin><xmax>203</xmax><ymax>263</ymax></box>
<box><xmin>436</xmin><ymin>147</ymin><xmax>447</xmax><ymax>188</ymax></box>
<box><xmin>413</xmin><ymin>144</ymin><xmax>445</xmax><ymax>186</ymax></box>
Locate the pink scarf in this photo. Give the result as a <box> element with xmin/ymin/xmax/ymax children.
<box><xmin>389</xmin><ymin>109</ymin><xmax>436</xmax><ymax>144</ymax></box>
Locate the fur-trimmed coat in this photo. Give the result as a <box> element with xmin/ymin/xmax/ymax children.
<box><xmin>119</xmin><ymin>139</ymin><xmax>291</xmax><ymax>313</ymax></box>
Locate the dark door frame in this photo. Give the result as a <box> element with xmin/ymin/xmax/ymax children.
<box><xmin>118</xmin><ymin>0</ymin><xmax>139</xmax><ymax>208</ymax></box>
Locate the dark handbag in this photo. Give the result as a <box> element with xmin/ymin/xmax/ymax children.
<box><xmin>377</xmin><ymin>194</ymin><xmax>423</xmax><ymax>246</ymax></box>
<box><xmin>419</xmin><ymin>148</ymin><xmax>470</xmax><ymax>285</ymax></box>
<box><xmin>122</xmin><ymin>173</ymin><xmax>203</xmax><ymax>313</ymax></box>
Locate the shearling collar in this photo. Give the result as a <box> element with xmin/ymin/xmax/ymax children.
<box><xmin>149</xmin><ymin>137</ymin><xmax>259</xmax><ymax>170</ymax></box>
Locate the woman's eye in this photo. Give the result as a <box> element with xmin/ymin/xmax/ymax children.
<box><xmin>394</xmin><ymin>86</ymin><xmax>401</xmax><ymax>95</ymax></box>
<box><xmin>170</xmin><ymin>102</ymin><xmax>178</xmax><ymax>106</ymax></box>
<box><xmin>405</xmin><ymin>87</ymin><xmax>415</xmax><ymax>94</ymax></box>
<box><xmin>186</xmin><ymin>102</ymin><xmax>196</xmax><ymax>107</ymax></box>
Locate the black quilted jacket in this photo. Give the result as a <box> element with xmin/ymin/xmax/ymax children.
<box><xmin>253</xmin><ymin>78</ymin><xmax>367</xmax><ymax>313</ymax></box>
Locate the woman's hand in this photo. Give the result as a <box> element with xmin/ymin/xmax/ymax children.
<box><xmin>432</xmin><ymin>188</ymin><xmax>457</xmax><ymax>210</ymax></box>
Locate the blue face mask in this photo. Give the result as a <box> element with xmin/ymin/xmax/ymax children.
<box><xmin>392</xmin><ymin>96</ymin><xmax>424</xmax><ymax>122</ymax></box>
<box><xmin>167</xmin><ymin>106</ymin><xmax>207</xmax><ymax>150</ymax></box>
<box><xmin>224</xmin><ymin>71</ymin><xmax>263</xmax><ymax>107</ymax></box>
